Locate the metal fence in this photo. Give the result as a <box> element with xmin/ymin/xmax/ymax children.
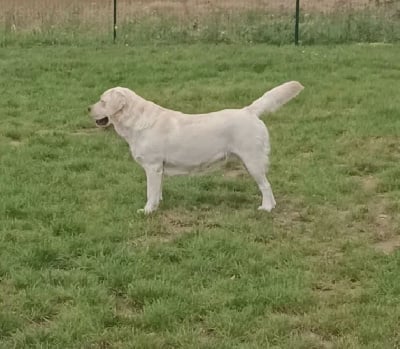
<box><xmin>1</xmin><ymin>0</ymin><xmax>399</xmax><ymax>45</ymax></box>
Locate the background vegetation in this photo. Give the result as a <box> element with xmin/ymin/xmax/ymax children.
<box><xmin>1</xmin><ymin>0</ymin><xmax>400</xmax><ymax>45</ymax></box>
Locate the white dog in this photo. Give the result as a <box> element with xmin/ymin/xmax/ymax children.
<box><xmin>89</xmin><ymin>81</ymin><xmax>303</xmax><ymax>214</ymax></box>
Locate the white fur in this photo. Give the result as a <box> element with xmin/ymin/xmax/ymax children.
<box><xmin>89</xmin><ymin>81</ymin><xmax>304</xmax><ymax>214</ymax></box>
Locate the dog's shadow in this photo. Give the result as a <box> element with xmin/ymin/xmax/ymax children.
<box><xmin>162</xmin><ymin>170</ymin><xmax>257</xmax><ymax>211</ymax></box>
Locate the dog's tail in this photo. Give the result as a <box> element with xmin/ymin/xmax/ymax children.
<box><xmin>245</xmin><ymin>81</ymin><xmax>304</xmax><ymax>118</ymax></box>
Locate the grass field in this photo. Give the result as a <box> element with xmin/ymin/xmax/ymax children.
<box><xmin>1</xmin><ymin>43</ymin><xmax>400</xmax><ymax>348</ymax></box>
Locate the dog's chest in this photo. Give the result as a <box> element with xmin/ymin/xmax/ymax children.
<box><xmin>129</xmin><ymin>145</ymin><xmax>146</xmax><ymax>165</ymax></box>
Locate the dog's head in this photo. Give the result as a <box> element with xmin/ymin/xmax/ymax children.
<box><xmin>89</xmin><ymin>87</ymin><xmax>127</xmax><ymax>128</ymax></box>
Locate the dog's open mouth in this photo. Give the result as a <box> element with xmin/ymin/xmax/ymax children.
<box><xmin>95</xmin><ymin>117</ymin><xmax>109</xmax><ymax>127</ymax></box>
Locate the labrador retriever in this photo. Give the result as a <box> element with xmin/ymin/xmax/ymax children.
<box><xmin>89</xmin><ymin>81</ymin><xmax>303</xmax><ymax>213</ymax></box>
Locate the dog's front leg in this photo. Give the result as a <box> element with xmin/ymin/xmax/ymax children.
<box><xmin>139</xmin><ymin>164</ymin><xmax>163</xmax><ymax>214</ymax></box>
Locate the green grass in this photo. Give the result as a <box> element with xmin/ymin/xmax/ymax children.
<box><xmin>1</xmin><ymin>43</ymin><xmax>400</xmax><ymax>348</ymax></box>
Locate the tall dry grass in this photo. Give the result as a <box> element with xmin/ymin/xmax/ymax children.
<box><xmin>0</xmin><ymin>0</ymin><xmax>385</xmax><ymax>32</ymax></box>
<box><xmin>1</xmin><ymin>0</ymin><xmax>399</xmax><ymax>44</ymax></box>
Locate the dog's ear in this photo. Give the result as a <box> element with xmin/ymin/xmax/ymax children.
<box><xmin>109</xmin><ymin>89</ymin><xmax>127</xmax><ymax>115</ymax></box>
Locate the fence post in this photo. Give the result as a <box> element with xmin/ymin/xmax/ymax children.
<box><xmin>113</xmin><ymin>0</ymin><xmax>117</xmax><ymax>42</ymax></box>
<box><xmin>295</xmin><ymin>0</ymin><xmax>300</xmax><ymax>45</ymax></box>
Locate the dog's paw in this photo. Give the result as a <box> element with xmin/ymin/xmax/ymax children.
<box><xmin>258</xmin><ymin>204</ymin><xmax>275</xmax><ymax>212</ymax></box>
<box><xmin>137</xmin><ymin>205</ymin><xmax>157</xmax><ymax>215</ymax></box>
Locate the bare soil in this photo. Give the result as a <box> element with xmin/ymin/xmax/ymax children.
<box><xmin>374</xmin><ymin>236</ymin><xmax>400</xmax><ymax>254</ymax></box>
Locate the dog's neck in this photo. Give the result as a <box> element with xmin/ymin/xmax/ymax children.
<box><xmin>112</xmin><ymin>90</ymin><xmax>165</xmax><ymax>142</ymax></box>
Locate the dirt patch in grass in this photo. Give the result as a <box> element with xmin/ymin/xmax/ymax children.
<box><xmin>360</xmin><ymin>176</ymin><xmax>379</xmax><ymax>193</ymax></box>
<box><xmin>273</xmin><ymin>196</ymin><xmax>313</xmax><ymax>228</ymax></box>
<box><xmin>373</xmin><ymin>235</ymin><xmax>400</xmax><ymax>255</ymax></box>
<box><xmin>374</xmin><ymin>212</ymin><xmax>393</xmax><ymax>239</ymax></box>
<box><xmin>9</xmin><ymin>140</ymin><xmax>23</xmax><ymax>147</ymax></box>
<box><xmin>131</xmin><ymin>210</ymin><xmax>199</xmax><ymax>246</ymax></box>
<box><xmin>131</xmin><ymin>208</ymin><xmax>226</xmax><ymax>246</ymax></box>
<box><xmin>304</xmin><ymin>332</ymin><xmax>334</xmax><ymax>349</ymax></box>
<box><xmin>368</xmin><ymin>198</ymin><xmax>398</xmax><ymax>240</ymax></box>
<box><xmin>161</xmin><ymin>210</ymin><xmax>199</xmax><ymax>235</ymax></box>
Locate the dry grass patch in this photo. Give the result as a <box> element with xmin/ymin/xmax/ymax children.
<box><xmin>2</xmin><ymin>0</ymin><xmax>398</xmax><ymax>44</ymax></box>
<box><xmin>360</xmin><ymin>175</ymin><xmax>380</xmax><ymax>193</ymax></box>
<box><xmin>373</xmin><ymin>235</ymin><xmax>400</xmax><ymax>255</ymax></box>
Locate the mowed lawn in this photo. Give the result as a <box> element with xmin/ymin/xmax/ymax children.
<box><xmin>0</xmin><ymin>43</ymin><xmax>400</xmax><ymax>348</ymax></box>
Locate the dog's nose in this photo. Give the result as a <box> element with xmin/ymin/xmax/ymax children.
<box><xmin>88</xmin><ymin>106</ymin><xmax>91</xmax><ymax>112</ymax></box>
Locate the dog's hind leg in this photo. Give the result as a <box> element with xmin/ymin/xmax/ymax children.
<box><xmin>255</xmin><ymin>174</ymin><xmax>276</xmax><ymax>212</ymax></box>
<box><xmin>237</xmin><ymin>155</ymin><xmax>276</xmax><ymax>212</ymax></box>
<box><xmin>248</xmin><ymin>164</ymin><xmax>276</xmax><ymax>212</ymax></box>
